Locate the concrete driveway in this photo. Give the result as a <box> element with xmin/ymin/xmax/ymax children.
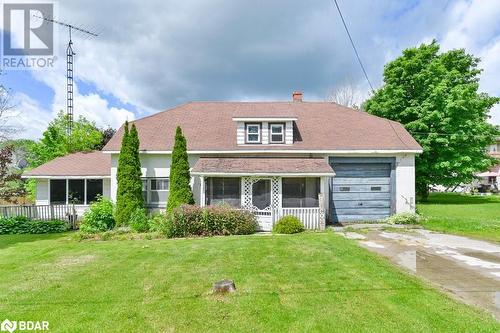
<box><xmin>338</xmin><ymin>228</ymin><xmax>500</xmax><ymax>319</ymax></box>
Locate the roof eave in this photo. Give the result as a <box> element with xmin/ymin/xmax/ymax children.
<box><xmin>191</xmin><ymin>172</ymin><xmax>335</xmax><ymax>177</ymax></box>
<box><xmin>22</xmin><ymin>175</ymin><xmax>111</xmax><ymax>179</ymax></box>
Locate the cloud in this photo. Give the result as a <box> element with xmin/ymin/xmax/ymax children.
<box><xmin>5</xmin><ymin>0</ymin><xmax>500</xmax><ymax>140</ymax></box>
<box><xmin>10</xmin><ymin>93</ymin><xmax>53</xmax><ymax>140</ymax></box>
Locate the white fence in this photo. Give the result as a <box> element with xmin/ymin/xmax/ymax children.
<box><xmin>0</xmin><ymin>205</ymin><xmax>77</xmax><ymax>222</ymax></box>
<box><xmin>272</xmin><ymin>207</ymin><xmax>325</xmax><ymax>230</ymax></box>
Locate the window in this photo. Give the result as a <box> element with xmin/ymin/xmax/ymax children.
<box><xmin>142</xmin><ymin>178</ymin><xmax>169</xmax><ymax>205</ymax></box>
<box><xmin>68</xmin><ymin>180</ymin><xmax>85</xmax><ymax>204</ymax></box>
<box><xmin>50</xmin><ymin>179</ymin><xmax>104</xmax><ymax>205</ymax></box>
<box><xmin>50</xmin><ymin>179</ymin><xmax>66</xmax><ymax>204</ymax></box>
<box><xmin>246</xmin><ymin>123</ymin><xmax>261</xmax><ymax>143</ymax></box>
<box><xmin>370</xmin><ymin>186</ymin><xmax>382</xmax><ymax>191</ymax></box>
<box><xmin>150</xmin><ymin>178</ymin><xmax>169</xmax><ymax>203</ymax></box>
<box><xmin>86</xmin><ymin>179</ymin><xmax>103</xmax><ymax>204</ymax></box>
<box><xmin>339</xmin><ymin>187</ymin><xmax>350</xmax><ymax>192</ymax></box>
<box><xmin>269</xmin><ymin>123</ymin><xmax>284</xmax><ymax>143</ymax></box>
<box><xmin>205</xmin><ymin>177</ymin><xmax>241</xmax><ymax>208</ymax></box>
<box><xmin>282</xmin><ymin>178</ymin><xmax>319</xmax><ymax>208</ymax></box>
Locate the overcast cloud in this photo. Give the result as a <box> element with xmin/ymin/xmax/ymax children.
<box><xmin>3</xmin><ymin>0</ymin><xmax>500</xmax><ymax>139</ymax></box>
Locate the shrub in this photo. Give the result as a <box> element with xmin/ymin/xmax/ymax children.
<box><xmin>163</xmin><ymin>205</ymin><xmax>257</xmax><ymax>238</ymax></box>
<box><xmin>0</xmin><ymin>216</ymin><xmax>68</xmax><ymax>234</ymax></box>
<box><xmin>272</xmin><ymin>215</ymin><xmax>304</xmax><ymax>234</ymax></box>
<box><xmin>80</xmin><ymin>196</ymin><xmax>115</xmax><ymax>233</ymax></box>
<box><xmin>385</xmin><ymin>212</ymin><xmax>423</xmax><ymax>225</ymax></box>
<box><xmin>148</xmin><ymin>213</ymin><xmax>169</xmax><ymax>233</ymax></box>
<box><xmin>129</xmin><ymin>208</ymin><xmax>150</xmax><ymax>233</ymax></box>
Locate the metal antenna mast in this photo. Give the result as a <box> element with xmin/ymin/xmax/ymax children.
<box><xmin>33</xmin><ymin>15</ymin><xmax>98</xmax><ymax>135</ymax></box>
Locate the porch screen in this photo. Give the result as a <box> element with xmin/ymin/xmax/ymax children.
<box><xmin>86</xmin><ymin>179</ymin><xmax>103</xmax><ymax>204</ymax></box>
<box><xmin>205</xmin><ymin>177</ymin><xmax>241</xmax><ymax>208</ymax></box>
<box><xmin>50</xmin><ymin>179</ymin><xmax>66</xmax><ymax>204</ymax></box>
<box><xmin>282</xmin><ymin>177</ymin><xmax>319</xmax><ymax>208</ymax></box>
<box><xmin>68</xmin><ymin>179</ymin><xmax>85</xmax><ymax>204</ymax></box>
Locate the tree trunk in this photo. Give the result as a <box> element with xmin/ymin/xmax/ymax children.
<box><xmin>417</xmin><ymin>183</ymin><xmax>430</xmax><ymax>202</ymax></box>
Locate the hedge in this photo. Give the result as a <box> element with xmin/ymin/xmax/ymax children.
<box><xmin>0</xmin><ymin>216</ymin><xmax>68</xmax><ymax>234</ymax></box>
<box><xmin>153</xmin><ymin>205</ymin><xmax>258</xmax><ymax>238</ymax></box>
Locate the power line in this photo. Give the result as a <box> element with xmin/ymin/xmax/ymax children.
<box><xmin>332</xmin><ymin>0</ymin><xmax>375</xmax><ymax>93</ymax></box>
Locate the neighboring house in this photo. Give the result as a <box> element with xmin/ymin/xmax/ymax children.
<box><xmin>476</xmin><ymin>136</ymin><xmax>500</xmax><ymax>192</ymax></box>
<box><xmin>24</xmin><ymin>92</ymin><xmax>422</xmax><ymax>230</ymax></box>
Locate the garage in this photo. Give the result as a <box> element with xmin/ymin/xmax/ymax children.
<box><xmin>330</xmin><ymin>158</ymin><xmax>394</xmax><ymax>223</ymax></box>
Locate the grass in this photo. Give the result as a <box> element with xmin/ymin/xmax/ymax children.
<box><xmin>0</xmin><ymin>232</ymin><xmax>498</xmax><ymax>332</ymax></box>
<box><xmin>418</xmin><ymin>193</ymin><xmax>500</xmax><ymax>242</ymax></box>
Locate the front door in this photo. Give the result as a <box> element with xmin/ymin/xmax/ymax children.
<box><xmin>252</xmin><ymin>179</ymin><xmax>272</xmax><ymax>231</ymax></box>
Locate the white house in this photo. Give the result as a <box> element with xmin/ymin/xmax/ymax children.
<box><xmin>476</xmin><ymin>136</ymin><xmax>500</xmax><ymax>192</ymax></box>
<box><xmin>24</xmin><ymin>92</ymin><xmax>422</xmax><ymax>230</ymax></box>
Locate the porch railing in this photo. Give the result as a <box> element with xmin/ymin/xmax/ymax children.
<box><xmin>0</xmin><ymin>205</ymin><xmax>77</xmax><ymax>223</ymax></box>
<box><xmin>272</xmin><ymin>207</ymin><xmax>325</xmax><ymax>230</ymax></box>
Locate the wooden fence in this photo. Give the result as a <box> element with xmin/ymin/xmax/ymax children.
<box><xmin>272</xmin><ymin>207</ymin><xmax>325</xmax><ymax>230</ymax></box>
<box><xmin>0</xmin><ymin>205</ymin><xmax>77</xmax><ymax>223</ymax></box>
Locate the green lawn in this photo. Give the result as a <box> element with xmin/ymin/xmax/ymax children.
<box><xmin>0</xmin><ymin>232</ymin><xmax>498</xmax><ymax>332</ymax></box>
<box><xmin>418</xmin><ymin>193</ymin><xmax>500</xmax><ymax>242</ymax></box>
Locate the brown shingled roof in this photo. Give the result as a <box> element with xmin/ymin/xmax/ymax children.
<box><xmin>23</xmin><ymin>151</ymin><xmax>110</xmax><ymax>177</ymax></box>
<box><xmin>192</xmin><ymin>157</ymin><xmax>335</xmax><ymax>175</ymax></box>
<box><xmin>103</xmin><ymin>102</ymin><xmax>422</xmax><ymax>152</ymax></box>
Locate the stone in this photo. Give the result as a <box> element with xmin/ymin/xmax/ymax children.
<box><xmin>213</xmin><ymin>279</ymin><xmax>236</xmax><ymax>293</ymax></box>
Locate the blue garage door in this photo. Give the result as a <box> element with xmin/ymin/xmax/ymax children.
<box><xmin>330</xmin><ymin>161</ymin><xmax>392</xmax><ymax>222</ymax></box>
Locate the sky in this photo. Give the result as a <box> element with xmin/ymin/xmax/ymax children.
<box><xmin>1</xmin><ymin>0</ymin><xmax>500</xmax><ymax>139</ymax></box>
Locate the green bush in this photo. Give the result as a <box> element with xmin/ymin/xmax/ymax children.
<box><xmin>385</xmin><ymin>212</ymin><xmax>423</xmax><ymax>225</ymax></box>
<box><xmin>129</xmin><ymin>208</ymin><xmax>150</xmax><ymax>233</ymax></box>
<box><xmin>0</xmin><ymin>216</ymin><xmax>68</xmax><ymax>234</ymax></box>
<box><xmin>273</xmin><ymin>215</ymin><xmax>304</xmax><ymax>234</ymax></box>
<box><xmin>80</xmin><ymin>196</ymin><xmax>115</xmax><ymax>233</ymax></box>
<box><xmin>161</xmin><ymin>205</ymin><xmax>257</xmax><ymax>238</ymax></box>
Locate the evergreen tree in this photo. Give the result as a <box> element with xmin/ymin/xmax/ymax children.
<box><xmin>115</xmin><ymin>122</ymin><xmax>144</xmax><ymax>225</ymax></box>
<box><xmin>167</xmin><ymin>126</ymin><xmax>194</xmax><ymax>212</ymax></box>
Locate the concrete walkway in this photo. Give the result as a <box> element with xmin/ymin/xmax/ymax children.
<box><xmin>338</xmin><ymin>229</ymin><xmax>500</xmax><ymax>319</ymax></box>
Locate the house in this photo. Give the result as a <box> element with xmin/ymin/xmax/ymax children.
<box><xmin>24</xmin><ymin>92</ymin><xmax>423</xmax><ymax>230</ymax></box>
<box><xmin>476</xmin><ymin>136</ymin><xmax>500</xmax><ymax>192</ymax></box>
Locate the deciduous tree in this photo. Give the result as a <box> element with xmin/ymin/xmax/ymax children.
<box><xmin>364</xmin><ymin>41</ymin><xmax>499</xmax><ymax>199</ymax></box>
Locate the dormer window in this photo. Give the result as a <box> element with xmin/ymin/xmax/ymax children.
<box><xmin>269</xmin><ymin>123</ymin><xmax>285</xmax><ymax>143</ymax></box>
<box><xmin>246</xmin><ymin>123</ymin><xmax>261</xmax><ymax>143</ymax></box>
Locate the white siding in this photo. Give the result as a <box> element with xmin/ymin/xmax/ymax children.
<box><xmin>262</xmin><ymin>121</ymin><xmax>269</xmax><ymax>144</ymax></box>
<box><xmin>285</xmin><ymin>121</ymin><xmax>293</xmax><ymax>145</ymax></box>
<box><xmin>35</xmin><ymin>179</ymin><xmax>49</xmax><ymax>205</ymax></box>
<box><xmin>236</xmin><ymin>122</ymin><xmax>245</xmax><ymax>145</ymax></box>
<box><xmin>102</xmin><ymin>178</ymin><xmax>111</xmax><ymax>199</ymax></box>
<box><xmin>395</xmin><ymin>154</ymin><xmax>416</xmax><ymax>213</ymax></box>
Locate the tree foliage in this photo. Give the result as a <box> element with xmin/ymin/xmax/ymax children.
<box><xmin>0</xmin><ymin>145</ymin><xmax>26</xmax><ymax>202</ymax></box>
<box><xmin>167</xmin><ymin>127</ymin><xmax>194</xmax><ymax>212</ymax></box>
<box><xmin>364</xmin><ymin>41</ymin><xmax>499</xmax><ymax>197</ymax></box>
<box><xmin>28</xmin><ymin>111</ymin><xmax>104</xmax><ymax>167</ymax></box>
<box><xmin>115</xmin><ymin>122</ymin><xmax>144</xmax><ymax>226</ymax></box>
<box><xmin>0</xmin><ymin>79</ymin><xmax>19</xmax><ymax>141</ymax></box>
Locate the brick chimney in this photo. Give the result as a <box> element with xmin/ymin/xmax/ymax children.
<box><xmin>292</xmin><ymin>91</ymin><xmax>303</xmax><ymax>102</ymax></box>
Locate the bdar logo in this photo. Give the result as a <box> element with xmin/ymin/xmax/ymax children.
<box><xmin>0</xmin><ymin>319</ymin><xmax>17</xmax><ymax>333</ymax></box>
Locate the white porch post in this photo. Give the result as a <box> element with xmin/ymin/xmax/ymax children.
<box><xmin>319</xmin><ymin>176</ymin><xmax>328</xmax><ymax>230</ymax></box>
<box><xmin>200</xmin><ymin>176</ymin><xmax>205</xmax><ymax>207</ymax></box>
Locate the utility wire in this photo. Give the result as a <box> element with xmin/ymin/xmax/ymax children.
<box><xmin>332</xmin><ymin>0</ymin><xmax>375</xmax><ymax>93</ymax></box>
